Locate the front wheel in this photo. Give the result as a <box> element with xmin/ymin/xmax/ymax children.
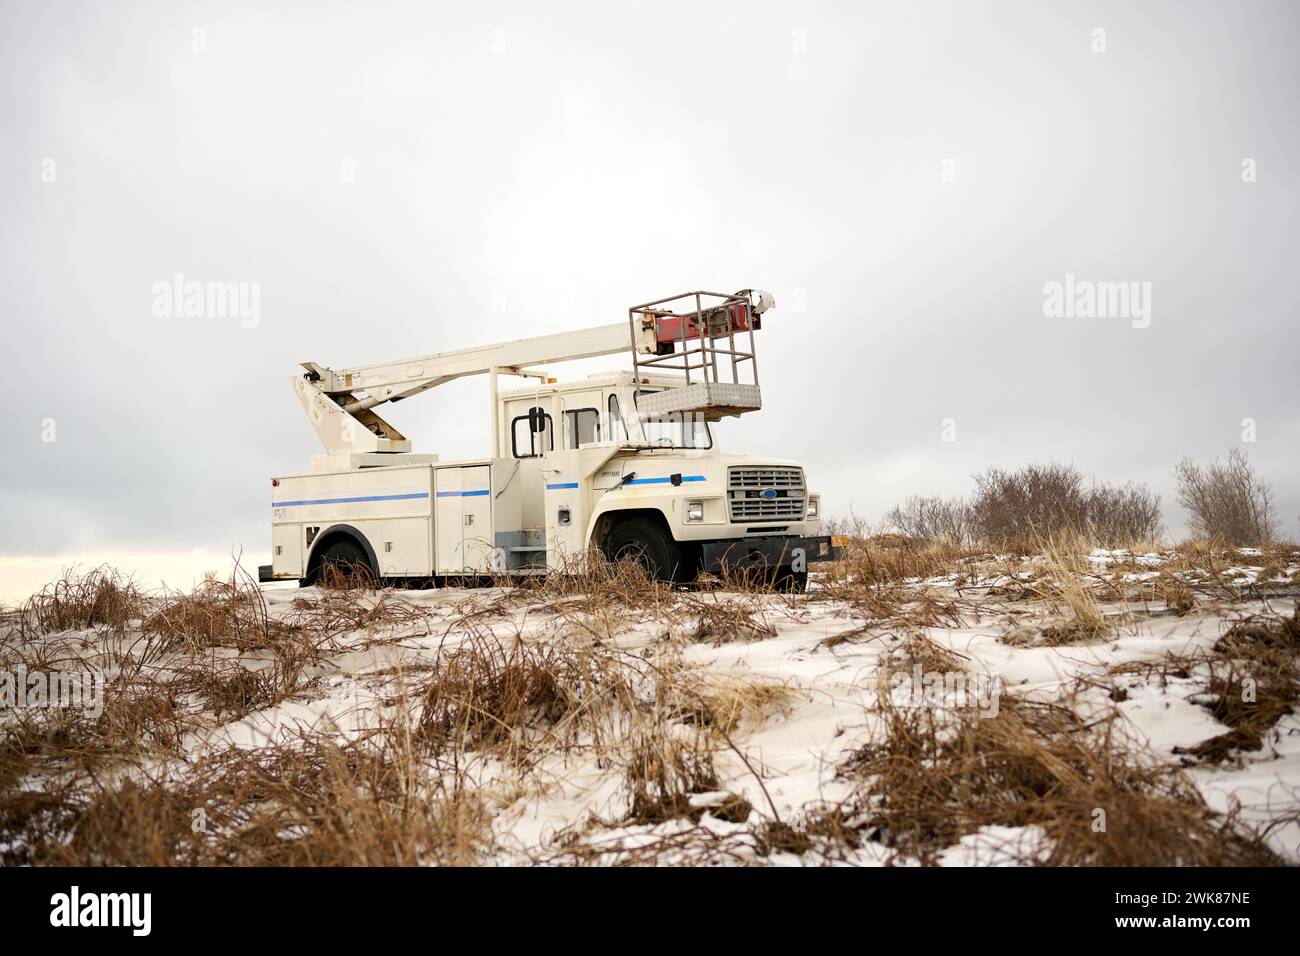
<box><xmin>603</xmin><ymin>518</ymin><xmax>682</xmax><ymax>583</ymax></box>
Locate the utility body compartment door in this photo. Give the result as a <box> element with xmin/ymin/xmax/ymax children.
<box><xmin>435</xmin><ymin>465</ymin><xmax>495</xmax><ymax>574</ymax></box>
<box><xmin>459</xmin><ymin>466</ymin><xmax>494</xmax><ymax>572</ymax></box>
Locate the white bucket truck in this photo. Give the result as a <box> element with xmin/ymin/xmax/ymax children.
<box><xmin>261</xmin><ymin>290</ymin><xmax>839</xmax><ymax>590</ymax></box>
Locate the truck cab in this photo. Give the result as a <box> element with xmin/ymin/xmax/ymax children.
<box><xmin>495</xmin><ymin>371</ymin><xmax>828</xmax><ymax>586</ymax></box>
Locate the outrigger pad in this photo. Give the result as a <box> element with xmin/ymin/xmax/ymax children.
<box><xmin>637</xmin><ymin>382</ymin><xmax>762</xmax><ymax>420</ymax></box>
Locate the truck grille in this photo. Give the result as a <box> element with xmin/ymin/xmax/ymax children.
<box><xmin>727</xmin><ymin>466</ymin><xmax>806</xmax><ymax>522</ymax></box>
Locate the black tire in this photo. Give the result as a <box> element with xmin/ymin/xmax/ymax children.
<box><xmin>313</xmin><ymin>539</ymin><xmax>376</xmax><ymax>587</ymax></box>
<box><xmin>604</xmin><ymin>518</ymin><xmax>682</xmax><ymax>583</ymax></box>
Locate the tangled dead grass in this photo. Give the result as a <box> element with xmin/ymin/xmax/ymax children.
<box><xmin>18</xmin><ymin>566</ymin><xmax>146</xmax><ymax>638</ymax></box>
<box><xmin>841</xmin><ymin>694</ymin><xmax>1283</xmax><ymax>866</ymax></box>
<box><xmin>1098</xmin><ymin>603</ymin><xmax>1300</xmax><ymax>768</ymax></box>
<box><xmin>819</xmin><ymin>534</ymin><xmax>977</xmax><ymax>589</ymax></box>
<box><xmin>414</xmin><ymin>630</ymin><xmax>641</xmax><ymax>765</ymax></box>
<box><xmin>282</xmin><ymin>585</ymin><xmax>434</xmax><ymax>644</ymax></box>
<box><xmin>1179</xmin><ymin>606</ymin><xmax>1299</xmax><ymax>764</ymax></box>
<box><xmin>142</xmin><ymin>577</ymin><xmax>286</xmax><ymax>653</ymax></box>
<box><xmin>11</xmin><ymin>730</ymin><xmax>494</xmax><ymax>866</ymax></box>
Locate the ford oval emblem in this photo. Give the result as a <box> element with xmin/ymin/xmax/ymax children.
<box><xmin>760</xmin><ymin>488</ymin><xmax>778</xmax><ymax>500</ymax></box>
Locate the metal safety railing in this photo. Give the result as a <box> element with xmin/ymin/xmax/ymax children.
<box><xmin>626</xmin><ymin>290</ymin><xmax>769</xmax><ymax>419</ymax></box>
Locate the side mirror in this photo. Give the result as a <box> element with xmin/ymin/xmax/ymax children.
<box><xmin>528</xmin><ymin>406</ymin><xmax>545</xmax><ymax>433</ymax></box>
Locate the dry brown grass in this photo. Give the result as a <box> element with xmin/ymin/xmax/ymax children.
<box><xmin>282</xmin><ymin>584</ymin><xmax>435</xmax><ymax>644</ymax></box>
<box><xmin>414</xmin><ymin>630</ymin><xmax>639</xmax><ymax>764</ymax></box>
<box><xmin>141</xmin><ymin>571</ymin><xmax>286</xmax><ymax>653</ymax></box>
<box><xmin>841</xmin><ymin>694</ymin><xmax>1282</xmax><ymax>866</ymax></box>
<box><xmin>806</xmin><ymin>534</ymin><xmax>974</xmax><ymax>642</ymax></box>
<box><xmin>5</xmin><ymin>553</ymin><xmax>1295</xmax><ymax>868</ymax></box>
<box><xmin>18</xmin><ymin>566</ymin><xmax>146</xmax><ymax>637</ymax></box>
<box><xmin>621</xmin><ymin>723</ymin><xmax>722</xmax><ymax>825</ymax></box>
<box><xmin>1177</xmin><ymin>607</ymin><xmax>1300</xmax><ymax>763</ymax></box>
<box><xmin>1027</xmin><ymin>535</ymin><xmax>1112</xmax><ymax>644</ymax></box>
<box><xmin>15</xmin><ymin>731</ymin><xmax>494</xmax><ymax>866</ymax></box>
<box><xmin>677</xmin><ymin>591</ymin><xmax>778</xmax><ymax>645</ymax></box>
<box><xmin>821</xmin><ymin>535</ymin><xmax>976</xmax><ymax>587</ymax></box>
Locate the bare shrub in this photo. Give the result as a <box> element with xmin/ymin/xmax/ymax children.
<box><xmin>819</xmin><ymin>512</ymin><xmax>875</xmax><ymax>539</ymax></box>
<box><xmin>969</xmin><ymin>463</ymin><xmax>1089</xmax><ymax>552</ymax></box>
<box><xmin>1087</xmin><ymin>481</ymin><xmax>1163</xmax><ymax>545</ymax></box>
<box><xmin>963</xmin><ymin>463</ymin><xmax>1160</xmax><ymax>551</ymax></box>
<box><xmin>886</xmin><ymin>495</ymin><xmax>973</xmax><ymax>548</ymax></box>
<box><xmin>1174</xmin><ymin>447</ymin><xmax>1277</xmax><ymax>545</ymax></box>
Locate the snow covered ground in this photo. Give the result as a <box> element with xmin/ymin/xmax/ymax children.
<box><xmin>3</xmin><ymin>547</ymin><xmax>1298</xmax><ymax>866</ymax></box>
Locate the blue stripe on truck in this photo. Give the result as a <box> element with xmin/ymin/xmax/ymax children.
<box><xmin>436</xmin><ymin>490</ymin><xmax>490</xmax><ymax>497</ymax></box>
<box><xmin>272</xmin><ymin>492</ymin><xmax>430</xmax><ymax>507</ymax></box>
<box><xmin>626</xmin><ymin>475</ymin><xmax>706</xmax><ymax>485</ymax></box>
<box><xmin>548</xmin><ymin>476</ymin><xmax>705</xmax><ymax>491</ymax></box>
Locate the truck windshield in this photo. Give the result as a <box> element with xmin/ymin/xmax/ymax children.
<box><xmin>632</xmin><ymin>392</ymin><xmax>713</xmax><ymax>449</ymax></box>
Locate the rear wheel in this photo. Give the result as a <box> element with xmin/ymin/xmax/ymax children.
<box><xmin>313</xmin><ymin>539</ymin><xmax>376</xmax><ymax>587</ymax></box>
<box><xmin>604</xmin><ymin>518</ymin><xmax>682</xmax><ymax>583</ymax></box>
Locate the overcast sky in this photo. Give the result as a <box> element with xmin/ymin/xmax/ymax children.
<box><xmin>2</xmin><ymin>0</ymin><xmax>1297</xmax><ymax>599</ymax></box>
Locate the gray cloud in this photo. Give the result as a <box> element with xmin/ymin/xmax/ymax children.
<box><xmin>2</xmin><ymin>0</ymin><xmax>1297</xmax><ymax>561</ymax></box>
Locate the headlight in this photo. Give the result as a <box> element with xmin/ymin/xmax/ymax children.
<box><xmin>806</xmin><ymin>495</ymin><xmax>820</xmax><ymax>519</ymax></box>
<box><xmin>686</xmin><ymin>500</ymin><xmax>705</xmax><ymax>522</ymax></box>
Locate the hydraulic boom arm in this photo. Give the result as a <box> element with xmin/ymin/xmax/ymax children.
<box><xmin>292</xmin><ymin>289</ymin><xmax>773</xmax><ymax>461</ymax></box>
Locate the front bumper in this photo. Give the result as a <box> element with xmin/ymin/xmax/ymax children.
<box><xmin>699</xmin><ymin>535</ymin><xmax>841</xmax><ymax>574</ymax></box>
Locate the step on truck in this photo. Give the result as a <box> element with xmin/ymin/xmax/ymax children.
<box><xmin>261</xmin><ymin>289</ymin><xmax>840</xmax><ymax>591</ymax></box>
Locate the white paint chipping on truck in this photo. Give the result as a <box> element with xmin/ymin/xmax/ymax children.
<box><xmin>263</xmin><ymin>289</ymin><xmax>839</xmax><ymax>589</ymax></box>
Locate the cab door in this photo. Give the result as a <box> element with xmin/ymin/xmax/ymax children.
<box><xmin>506</xmin><ymin>396</ymin><xmax>555</xmax><ymax>532</ymax></box>
<box><xmin>593</xmin><ymin>389</ymin><xmax>630</xmax><ymax>491</ymax></box>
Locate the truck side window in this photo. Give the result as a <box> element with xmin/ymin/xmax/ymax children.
<box><xmin>564</xmin><ymin>408</ymin><xmax>599</xmax><ymax>449</ymax></box>
<box><xmin>607</xmin><ymin>394</ymin><xmax>628</xmax><ymax>441</ymax></box>
<box><xmin>511</xmin><ymin>413</ymin><xmax>553</xmax><ymax>458</ymax></box>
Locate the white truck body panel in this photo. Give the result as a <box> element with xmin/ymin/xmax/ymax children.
<box><xmin>270</xmin><ymin>458</ymin><xmax>529</xmax><ymax>580</ymax></box>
